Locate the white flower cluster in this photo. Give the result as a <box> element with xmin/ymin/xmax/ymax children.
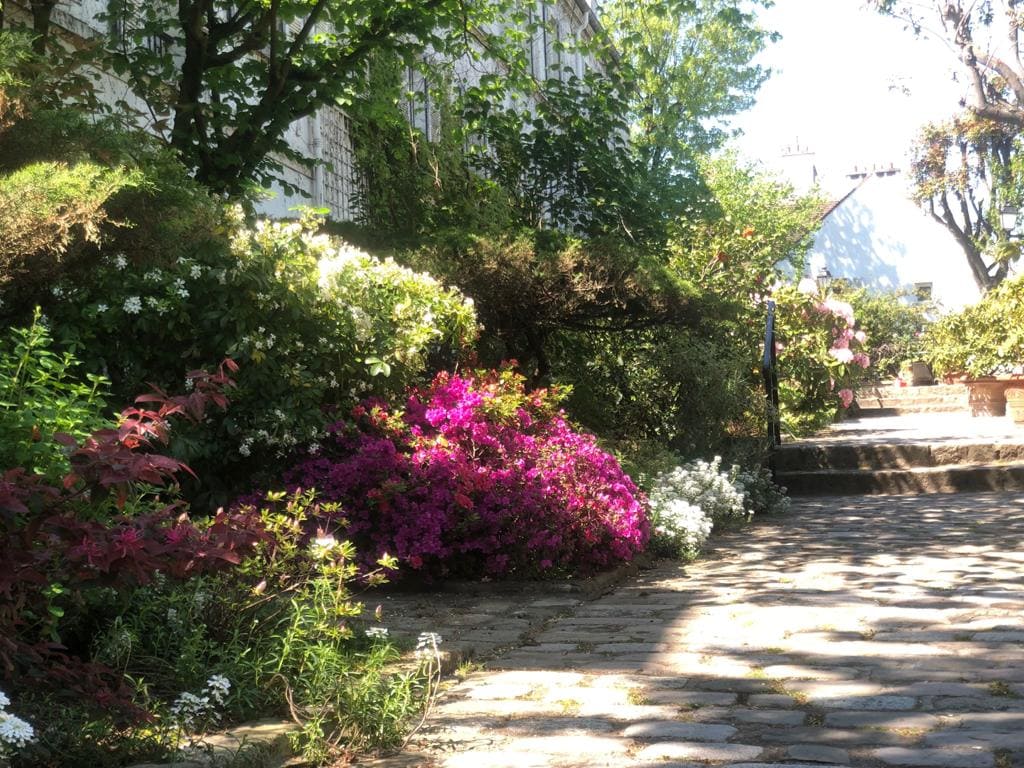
<box><xmin>415</xmin><ymin>632</ymin><xmax>443</xmax><ymax>658</ymax></box>
<box><xmin>0</xmin><ymin>689</ymin><xmax>35</xmax><ymax>755</ymax></box>
<box><xmin>170</xmin><ymin>675</ymin><xmax>231</xmax><ymax>729</ymax></box>
<box><xmin>650</xmin><ymin>499</ymin><xmax>713</xmax><ymax>560</ymax></box>
<box><xmin>647</xmin><ymin>456</ymin><xmax>752</xmax><ymax>561</ymax></box>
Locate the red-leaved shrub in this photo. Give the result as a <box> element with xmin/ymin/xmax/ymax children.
<box><xmin>0</xmin><ymin>360</ymin><xmax>268</xmax><ymax>713</ymax></box>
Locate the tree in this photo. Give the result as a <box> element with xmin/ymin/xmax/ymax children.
<box><xmin>875</xmin><ymin>1</ymin><xmax>1024</xmax><ymax>130</ymax></box>
<box><xmin>909</xmin><ymin>113</ymin><xmax>1018</xmax><ymax>290</ymax></box>
<box><xmin>92</xmin><ymin>0</ymin><xmax>518</xmax><ymax>196</ymax></box>
<box><xmin>601</xmin><ymin>0</ymin><xmax>776</xmax><ymax>178</ymax></box>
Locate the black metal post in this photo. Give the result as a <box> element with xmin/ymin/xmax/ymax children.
<box><xmin>762</xmin><ymin>299</ymin><xmax>781</xmax><ymax>450</ymax></box>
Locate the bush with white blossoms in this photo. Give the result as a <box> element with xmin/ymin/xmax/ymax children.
<box><xmin>0</xmin><ymin>690</ymin><xmax>34</xmax><ymax>758</ymax></box>
<box><xmin>34</xmin><ymin>208</ymin><xmax>478</xmax><ymax>502</ymax></box>
<box><xmin>647</xmin><ymin>456</ymin><xmax>753</xmax><ymax>560</ymax></box>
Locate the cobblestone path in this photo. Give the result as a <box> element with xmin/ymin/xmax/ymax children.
<box><xmin>393</xmin><ymin>492</ymin><xmax>1024</xmax><ymax>768</ymax></box>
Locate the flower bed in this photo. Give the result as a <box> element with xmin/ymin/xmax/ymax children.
<box><xmin>256</xmin><ymin>368</ymin><xmax>649</xmax><ymax>580</ymax></box>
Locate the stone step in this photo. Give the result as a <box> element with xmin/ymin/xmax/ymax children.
<box><xmin>859</xmin><ymin>395</ymin><xmax>968</xmax><ymax>408</ymax></box>
<box><xmin>775</xmin><ymin>442</ymin><xmax>1024</xmax><ymax>471</ymax></box>
<box><xmin>779</xmin><ymin>462</ymin><xmax>1024</xmax><ymax>496</ymax></box>
<box><xmin>856</xmin><ymin>403</ymin><xmax>969</xmax><ymax>416</ymax></box>
<box><xmin>857</xmin><ymin>383</ymin><xmax>968</xmax><ymax>399</ymax></box>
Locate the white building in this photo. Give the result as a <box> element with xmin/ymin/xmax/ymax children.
<box><xmin>7</xmin><ymin>0</ymin><xmax>605</xmax><ymax>220</ymax></box>
<box><xmin>807</xmin><ymin>169</ymin><xmax>983</xmax><ymax>311</ymax></box>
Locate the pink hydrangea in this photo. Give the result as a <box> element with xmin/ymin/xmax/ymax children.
<box><xmin>829</xmin><ymin>347</ymin><xmax>854</xmax><ymax>364</ymax></box>
<box><xmin>838</xmin><ymin>388</ymin><xmax>855</xmax><ymax>408</ymax></box>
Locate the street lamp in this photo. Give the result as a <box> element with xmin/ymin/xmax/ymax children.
<box><xmin>1000</xmin><ymin>204</ymin><xmax>1019</xmax><ymax>237</ymax></box>
<box><xmin>815</xmin><ymin>266</ymin><xmax>833</xmax><ymax>292</ymax></box>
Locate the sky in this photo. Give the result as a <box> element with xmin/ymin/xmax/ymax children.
<box><xmin>730</xmin><ymin>0</ymin><xmax>969</xmax><ymax>195</ymax></box>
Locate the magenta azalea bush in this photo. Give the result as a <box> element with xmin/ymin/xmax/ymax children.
<box><xmin>272</xmin><ymin>368</ymin><xmax>648</xmax><ymax>579</ymax></box>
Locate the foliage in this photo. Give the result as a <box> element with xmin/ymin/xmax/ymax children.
<box><xmin>97</xmin><ymin>0</ymin><xmax>524</xmax><ymax>195</ymax></box>
<box><xmin>405</xmin><ymin>230</ymin><xmax>694</xmax><ymax>383</ymax></box>
<box><xmin>731</xmin><ymin>465</ymin><xmax>790</xmax><ymax>517</ymax></box>
<box><xmin>85</xmin><ymin>489</ymin><xmax>430</xmax><ymax>766</ymax></box>
<box><xmin>773</xmin><ymin>282</ymin><xmax>872</xmax><ymax>435</ymax></box>
<box><xmin>20</xmin><ymin>212</ymin><xmax>475</xmax><ymax>505</ymax></box>
<box><xmin>0</xmin><ymin>161</ymin><xmax>137</xmax><ymax>293</ymax></box>
<box><xmin>602</xmin><ymin>0</ymin><xmax>777</xmax><ymax>169</ymax></box>
<box><xmin>0</xmin><ymin>89</ymin><xmax>228</xmax><ymax>305</ymax></box>
<box><xmin>266</xmin><ymin>369</ymin><xmax>648</xmax><ymax>579</ymax></box>
<box><xmin>909</xmin><ymin>114</ymin><xmax>1018</xmax><ymax>291</ymax></box>
<box><xmin>552</xmin><ymin>324</ymin><xmax>764</xmax><ymax>462</ymax></box>
<box><xmin>461</xmin><ymin>68</ymin><xmax>671</xmax><ymax>242</ymax></box>
<box><xmin>0</xmin><ymin>362</ymin><xmax>270</xmax><ymax>723</ymax></box>
<box><xmin>0</xmin><ymin>312</ymin><xmax>108</xmax><ymax>479</ymax></box>
<box><xmin>925</xmin><ymin>273</ymin><xmax>1024</xmax><ymax>377</ymax></box>
<box><xmin>843</xmin><ymin>287</ymin><xmax>933</xmax><ymax>379</ymax></box>
<box><xmin>347</xmin><ymin>51</ymin><xmax>516</xmax><ymax>238</ymax></box>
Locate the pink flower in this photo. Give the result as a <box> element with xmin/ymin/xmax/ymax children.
<box><xmin>829</xmin><ymin>347</ymin><xmax>854</xmax><ymax>364</ymax></box>
<box><xmin>824</xmin><ymin>298</ymin><xmax>855</xmax><ymax>324</ymax></box>
<box><xmin>852</xmin><ymin>353</ymin><xmax>871</xmax><ymax>369</ymax></box>
<box><xmin>838</xmin><ymin>388</ymin><xmax>855</xmax><ymax>409</ymax></box>
<box><xmin>797</xmin><ymin>277</ymin><xmax>818</xmax><ymax>295</ymax></box>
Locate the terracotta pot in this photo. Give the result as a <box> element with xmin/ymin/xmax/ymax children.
<box><xmin>967</xmin><ymin>378</ymin><xmax>1008</xmax><ymax>417</ymax></box>
<box><xmin>1007</xmin><ymin>387</ymin><xmax>1024</xmax><ymax>425</ymax></box>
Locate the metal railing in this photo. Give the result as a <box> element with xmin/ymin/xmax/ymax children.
<box><xmin>762</xmin><ymin>300</ymin><xmax>781</xmax><ymax>450</ymax></box>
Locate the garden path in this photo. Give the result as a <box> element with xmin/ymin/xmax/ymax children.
<box><xmin>366</xmin><ymin>491</ymin><xmax>1024</xmax><ymax>768</ymax></box>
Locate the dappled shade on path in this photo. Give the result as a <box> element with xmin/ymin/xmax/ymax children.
<box><xmin>372</xmin><ymin>492</ymin><xmax>1024</xmax><ymax>767</ymax></box>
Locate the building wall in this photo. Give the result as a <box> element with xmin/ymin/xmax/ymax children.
<box><xmin>808</xmin><ymin>173</ymin><xmax>983</xmax><ymax>311</ymax></box>
<box><xmin>14</xmin><ymin>0</ymin><xmax>604</xmax><ymax>222</ymax></box>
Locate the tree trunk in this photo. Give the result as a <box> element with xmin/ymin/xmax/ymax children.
<box><xmin>30</xmin><ymin>1</ymin><xmax>57</xmax><ymax>54</ymax></box>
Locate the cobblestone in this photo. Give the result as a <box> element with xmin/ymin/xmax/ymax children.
<box><xmin>363</xmin><ymin>491</ymin><xmax>1024</xmax><ymax>767</ymax></box>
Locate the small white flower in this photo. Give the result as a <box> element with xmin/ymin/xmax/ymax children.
<box><xmin>238</xmin><ymin>439</ymin><xmax>252</xmax><ymax>457</ymax></box>
<box><xmin>308</xmin><ymin>441</ymin><xmax>321</xmax><ymax>454</ymax></box>
<box><xmin>365</xmin><ymin>626</ymin><xmax>389</xmax><ymax>639</ymax></box>
<box><xmin>0</xmin><ymin>712</ymin><xmax>35</xmax><ymax>749</ymax></box>
<box><xmin>190</xmin><ymin>265</ymin><xmax>203</xmax><ymax>279</ymax></box>
<box><xmin>51</xmin><ymin>285</ymin><xmax>65</xmax><ymax>298</ymax></box>
<box><xmin>114</xmin><ymin>255</ymin><xmax>128</xmax><ymax>270</ymax></box>
<box><xmin>0</xmin><ymin>690</ymin><xmax>10</xmax><ymax>709</ymax></box>
<box><xmin>96</xmin><ymin>303</ymin><xmax>109</xmax><ymax>313</ymax></box>
<box><xmin>123</xmin><ymin>296</ymin><xmax>142</xmax><ymax>314</ymax></box>
<box><xmin>206</xmin><ymin>674</ymin><xmax>231</xmax><ymax>706</ymax></box>
<box><xmin>144</xmin><ymin>269</ymin><xmax>162</xmax><ymax>282</ymax></box>
<box><xmin>415</xmin><ymin>632</ymin><xmax>443</xmax><ymax>657</ymax></box>
<box><xmin>310</xmin><ymin>535</ymin><xmax>338</xmax><ymax>558</ymax></box>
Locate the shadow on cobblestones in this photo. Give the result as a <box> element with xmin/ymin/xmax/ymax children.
<box><xmin>365</xmin><ymin>492</ymin><xmax>1024</xmax><ymax>767</ymax></box>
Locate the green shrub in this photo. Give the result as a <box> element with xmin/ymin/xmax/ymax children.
<box><xmin>0</xmin><ymin>310</ymin><xmax>108</xmax><ymax>478</ymax></box>
<box><xmin>925</xmin><ymin>274</ymin><xmax>1024</xmax><ymax>377</ymax></box>
<box><xmin>844</xmin><ymin>287</ymin><xmax>933</xmax><ymax>379</ymax></box>
<box><xmin>0</xmin><ymin>161</ymin><xmax>137</xmax><ymax>294</ymax></box>
<box><xmin>86</xmin><ymin>491</ymin><xmax>433</xmax><ymax>766</ymax></box>
<box><xmin>27</xmin><ymin>212</ymin><xmax>475</xmax><ymax>506</ymax></box>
